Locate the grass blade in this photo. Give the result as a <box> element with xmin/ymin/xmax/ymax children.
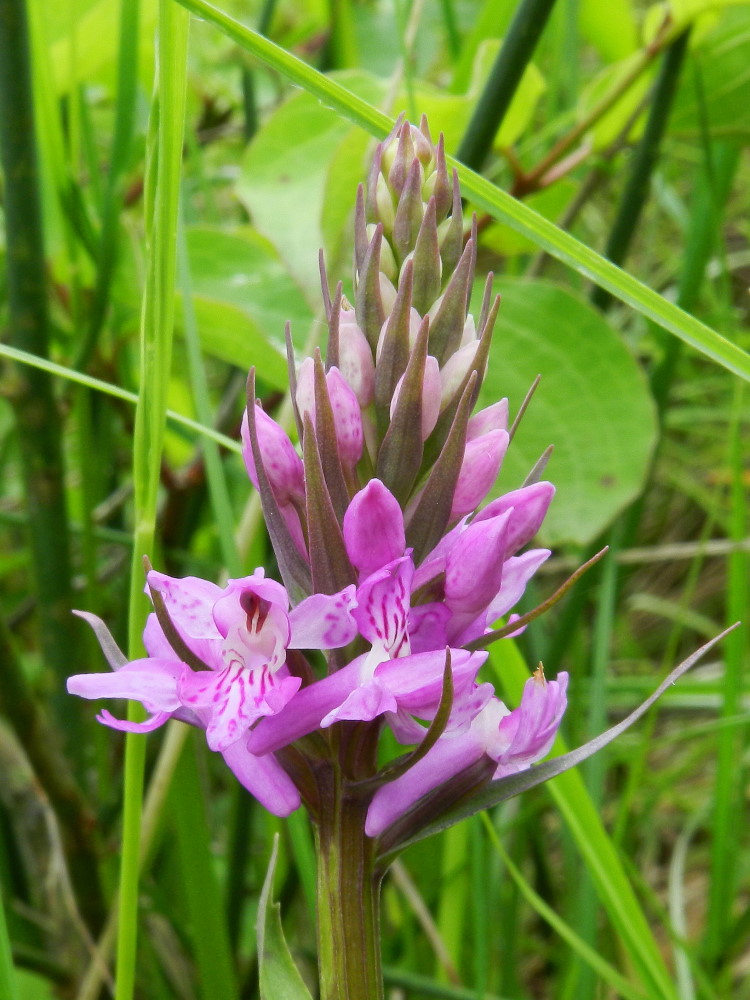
<box><xmin>0</xmin><ymin>341</ymin><xmax>241</xmax><ymax>453</ymax></box>
<box><xmin>592</xmin><ymin>29</ymin><xmax>691</xmax><ymax>311</ymax></box>
<box><xmin>116</xmin><ymin>4</ymin><xmax>190</xmax><ymax>998</ymax></box>
<box><xmin>0</xmin><ymin>881</ymin><xmax>19</xmax><ymax>1000</ymax></box>
<box><xmin>487</xmin><ymin>641</ymin><xmax>679</xmax><ymax>1000</ymax></box>
<box><xmin>0</xmin><ymin>0</ymin><xmax>82</xmax><ymax>729</ymax></box>
<box><xmin>171</xmin><ymin>736</ymin><xmax>238</xmax><ymax>999</ymax></box>
<box><xmin>172</xmin><ymin>0</ymin><xmax>750</xmax><ymax>383</ymax></box>
<box><xmin>705</xmin><ymin>381</ymin><xmax>749</xmax><ymax>965</ymax></box>
<box><xmin>481</xmin><ymin>814</ymin><xmax>651</xmax><ymax>1000</ymax></box>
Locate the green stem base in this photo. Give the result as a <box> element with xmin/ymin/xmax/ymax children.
<box><xmin>314</xmin><ymin>767</ymin><xmax>383</xmax><ymax>1000</ymax></box>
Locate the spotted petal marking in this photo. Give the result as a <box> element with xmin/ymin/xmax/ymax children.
<box><xmin>353</xmin><ymin>555</ymin><xmax>414</xmax><ymax>660</ymax></box>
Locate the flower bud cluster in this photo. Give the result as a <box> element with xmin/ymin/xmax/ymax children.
<box><xmin>68</xmin><ymin>117</ymin><xmax>567</xmax><ymax>847</ymax></box>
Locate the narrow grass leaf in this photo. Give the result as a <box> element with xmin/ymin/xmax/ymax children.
<box><xmin>0</xmin><ymin>341</ymin><xmax>241</xmax><ymax>454</ymax></box>
<box><xmin>117</xmin><ymin>5</ymin><xmax>190</xmax><ymax>1000</ymax></box>
<box><xmin>705</xmin><ymin>382</ymin><xmax>749</xmax><ymax>962</ymax></box>
<box><xmin>171</xmin><ymin>736</ymin><xmax>238</xmax><ymax>1000</ymax></box>
<box><xmin>177</xmin><ymin>212</ymin><xmax>242</xmax><ymax>575</ymax></box>
<box><xmin>0</xmin><ymin>882</ymin><xmax>19</xmax><ymax>1000</ymax></box>
<box><xmin>480</xmin><ymin>814</ymin><xmax>650</xmax><ymax>1000</ymax></box>
<box><xmin>257</xmin><ymin>835</ymin><xmax>314</xmax><ymax>1000</ymax></box>
<box><xmin>173</xmin><ymin>0</ymin><xmax>750</xmax><ymax>383</ymax></box>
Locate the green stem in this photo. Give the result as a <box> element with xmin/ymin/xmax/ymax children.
<box><xmin>456</xmin><ymin>0</ymin><xmax>558</xmax><ymax>172</ymax></box>
<box><xmin>315</xmin><ymin>766</ymin><xmax>383</xmax><ymax>1000</ymax></box>
<box><xmin>325</xmin><ymin>0</ymin><xmax>358</xmax><ymax>70</ymax></box>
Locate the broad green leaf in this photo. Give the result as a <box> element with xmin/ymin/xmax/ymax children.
<box><xmin>183</xmin><ymin>227</ymin><xmax>313</xmax><ymax>381</ymax></box>
<box><xmin>478</xmin><ymin>279</ymin><xmax>657</xmax><ymax>546</ymax></box>
<box><xmin>186</xmin><ymin>227</ymin><xmax>313</xmax><ymax>336</ymax></box>
<box><xmin>257</xmin><ymin>835</ymin><xmax>314</xmax><ymax>1000</ymax></box>
<box><xmin>579</xmin><ymin>0</ymin><xmax>639</xmax><ymax>61</ymax></box>
<box><xmin>669</xmin><ymin>8</ymin><xmax>750</xmax><ymax>141</ymax></box>
<box><xmin>47</xmin><ymin>0</ymin><xmax>157</xmax><ymax>93</ymax></box>
<box><xmin>188</xmin><ymin>297</ymin><xmax>288</xmax><ymax>387</ymax></box>
<box><xmin>237</xmin><ymin>71</ymin><xmax>385</xmax><ymax>298</ymax></box>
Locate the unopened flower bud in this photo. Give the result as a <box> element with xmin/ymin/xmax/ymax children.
<box><xmin>376</xmin><ymin>306</ymin><xmax>423</xmax><ymax>363</ymax></box>
<box><xmin>375</xmin><ymin>174</ymin><xmax>396</xmax><ymax>231</ymax></box>
<box><xmin>338</xmin><ymin>307</ymin><xmax>375</xmax><ymax>407</ymax></box>
<box><xmin>390</xmin><ymin>355</ymin><xmax>441</xmax><ymax>440</ymax></box>
<box><xmin>440</xmin><ymin>340</ymin><xmax>480</xmax><ymax>408</ymax></box>
<box><xmin>327</xmin><ymin>367</ymin><xmax>364</xmax><ymax>467</ymax></box>
<box><xmin>296</xmin><ymin>359</ymin><xmax>364</xmax><ymax>468</ymax></box>
<box><xmin>241</xmin><ymin>404</ymin><xmax>304</xmax><ymax>506</ymax></box>
<box><xmin>450</xmin><ymin>429</ymin><xmax>510</xmax><ymax>520</ymax></box>
<box><xmin>343</xmin><ymin>479</ymin><xmax>406</xmax><ymax>578</ymax></box>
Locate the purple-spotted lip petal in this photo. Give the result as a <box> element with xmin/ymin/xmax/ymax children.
<box><xmin>352</xmin><ymin>554</ymin><xmax>414</xmax><ymax>653</ymax></box>
<box><xmin>247</xmin><ymin>647</ymin><xmax>486</xmax><ymax>756</ymax></box>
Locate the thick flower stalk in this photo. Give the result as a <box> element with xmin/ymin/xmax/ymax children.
<box><xmin>68</xmin><ymin>118</ymin><xmax>569</xmax><ymax>1000</ymax></box>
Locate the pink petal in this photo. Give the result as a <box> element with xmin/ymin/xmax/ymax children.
<box><xmin>146</xmin><ymin>571</ymin><xmax>223</xmax><ymax>639</ymax></box>
<box><xmin>321</xmin><ymin>679</ymin><xmax>398</xmax><ymax>726</ymax></box>
<box><xmin>289</xmin><ymin>587</ymin><xmax>358</xmax><ymax>649</ymax></box>
<box><xmin>365</xmin><ymin>734</ymin><xmax>483</xmax><ymax>837</ymax></box>
<box><xmin>67</xmin><ymin>658</ymin><xmax>182</xmax><ymax>711</ymax></box>
<box><xmin>408</xmin><ymin>602</ymin><xmax>451</xmax><ymax>654</ymax></box>
<box><xmin>343</xmin><ymin>480</ymin><xmax>406</xmax><ymax>577</ymax></box>
<box><xmin>221</xmin><ymin>740</ymin><xmax>301</xmax><ymax>816</ymax></box>
<box><xmin>375</xmin><ymin>648</ymin><xmax>487</xmax><ymax>708</ymax></box>
<box><xmin>97</xmin><ymin>709</ymin><xmax>173</xmax><ymax>733</ymax></box>
<box><xmin>444</xmin><ymin>510</ymin><xmax>511</xmax><ymax>615</ymax></box>
<box><xmin>450</xmin><ymin>429</ymin><xmax>509</xmax><ymax>520</ymax></box>
<box><xmin>327</xmin><ymin>366</ymin><xmax>364</xmax><ymax>466</ymax></box>
<box><xmin>247</xmin><ymin>660</ymin><xmax>364</xmax><ymax>755</ymax></box>
<box><xmin>338</xmin><ymin>308</ymin><xmax>375</xmax><ymax>407</ymax></box>
<box><xmin>490</xmin><ymin>671</ymin><xmax>568</xmax><ymax>776</ymax></box>
<box><xmin>486</xmin><ymin>549</ymin><xmax>551</xmax><ymax>622</ymax></box>
<box><xmin>475</xmin><ymin>482</ymin><xmax>555</xmax><ymax>556</ymax></box>
<box><xmin>179</xmin><ymin>663</ymin><xmax>300</xmax><ymax>753</ymax></box>
<box><xmin>467</xmin><ymin>400</ymin><xmax>508</xmax><ymax>439</ymax></box>
<box><xmin>390</xmin><ymin>355</ymin><xmax>441</xmax><ymax>440</ymax></box>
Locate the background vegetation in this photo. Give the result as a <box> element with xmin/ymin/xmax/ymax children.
<box><xmin>0</xmin><ymin>0</ymin><xmax>748</xmax><ymax>997</ymax></box>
